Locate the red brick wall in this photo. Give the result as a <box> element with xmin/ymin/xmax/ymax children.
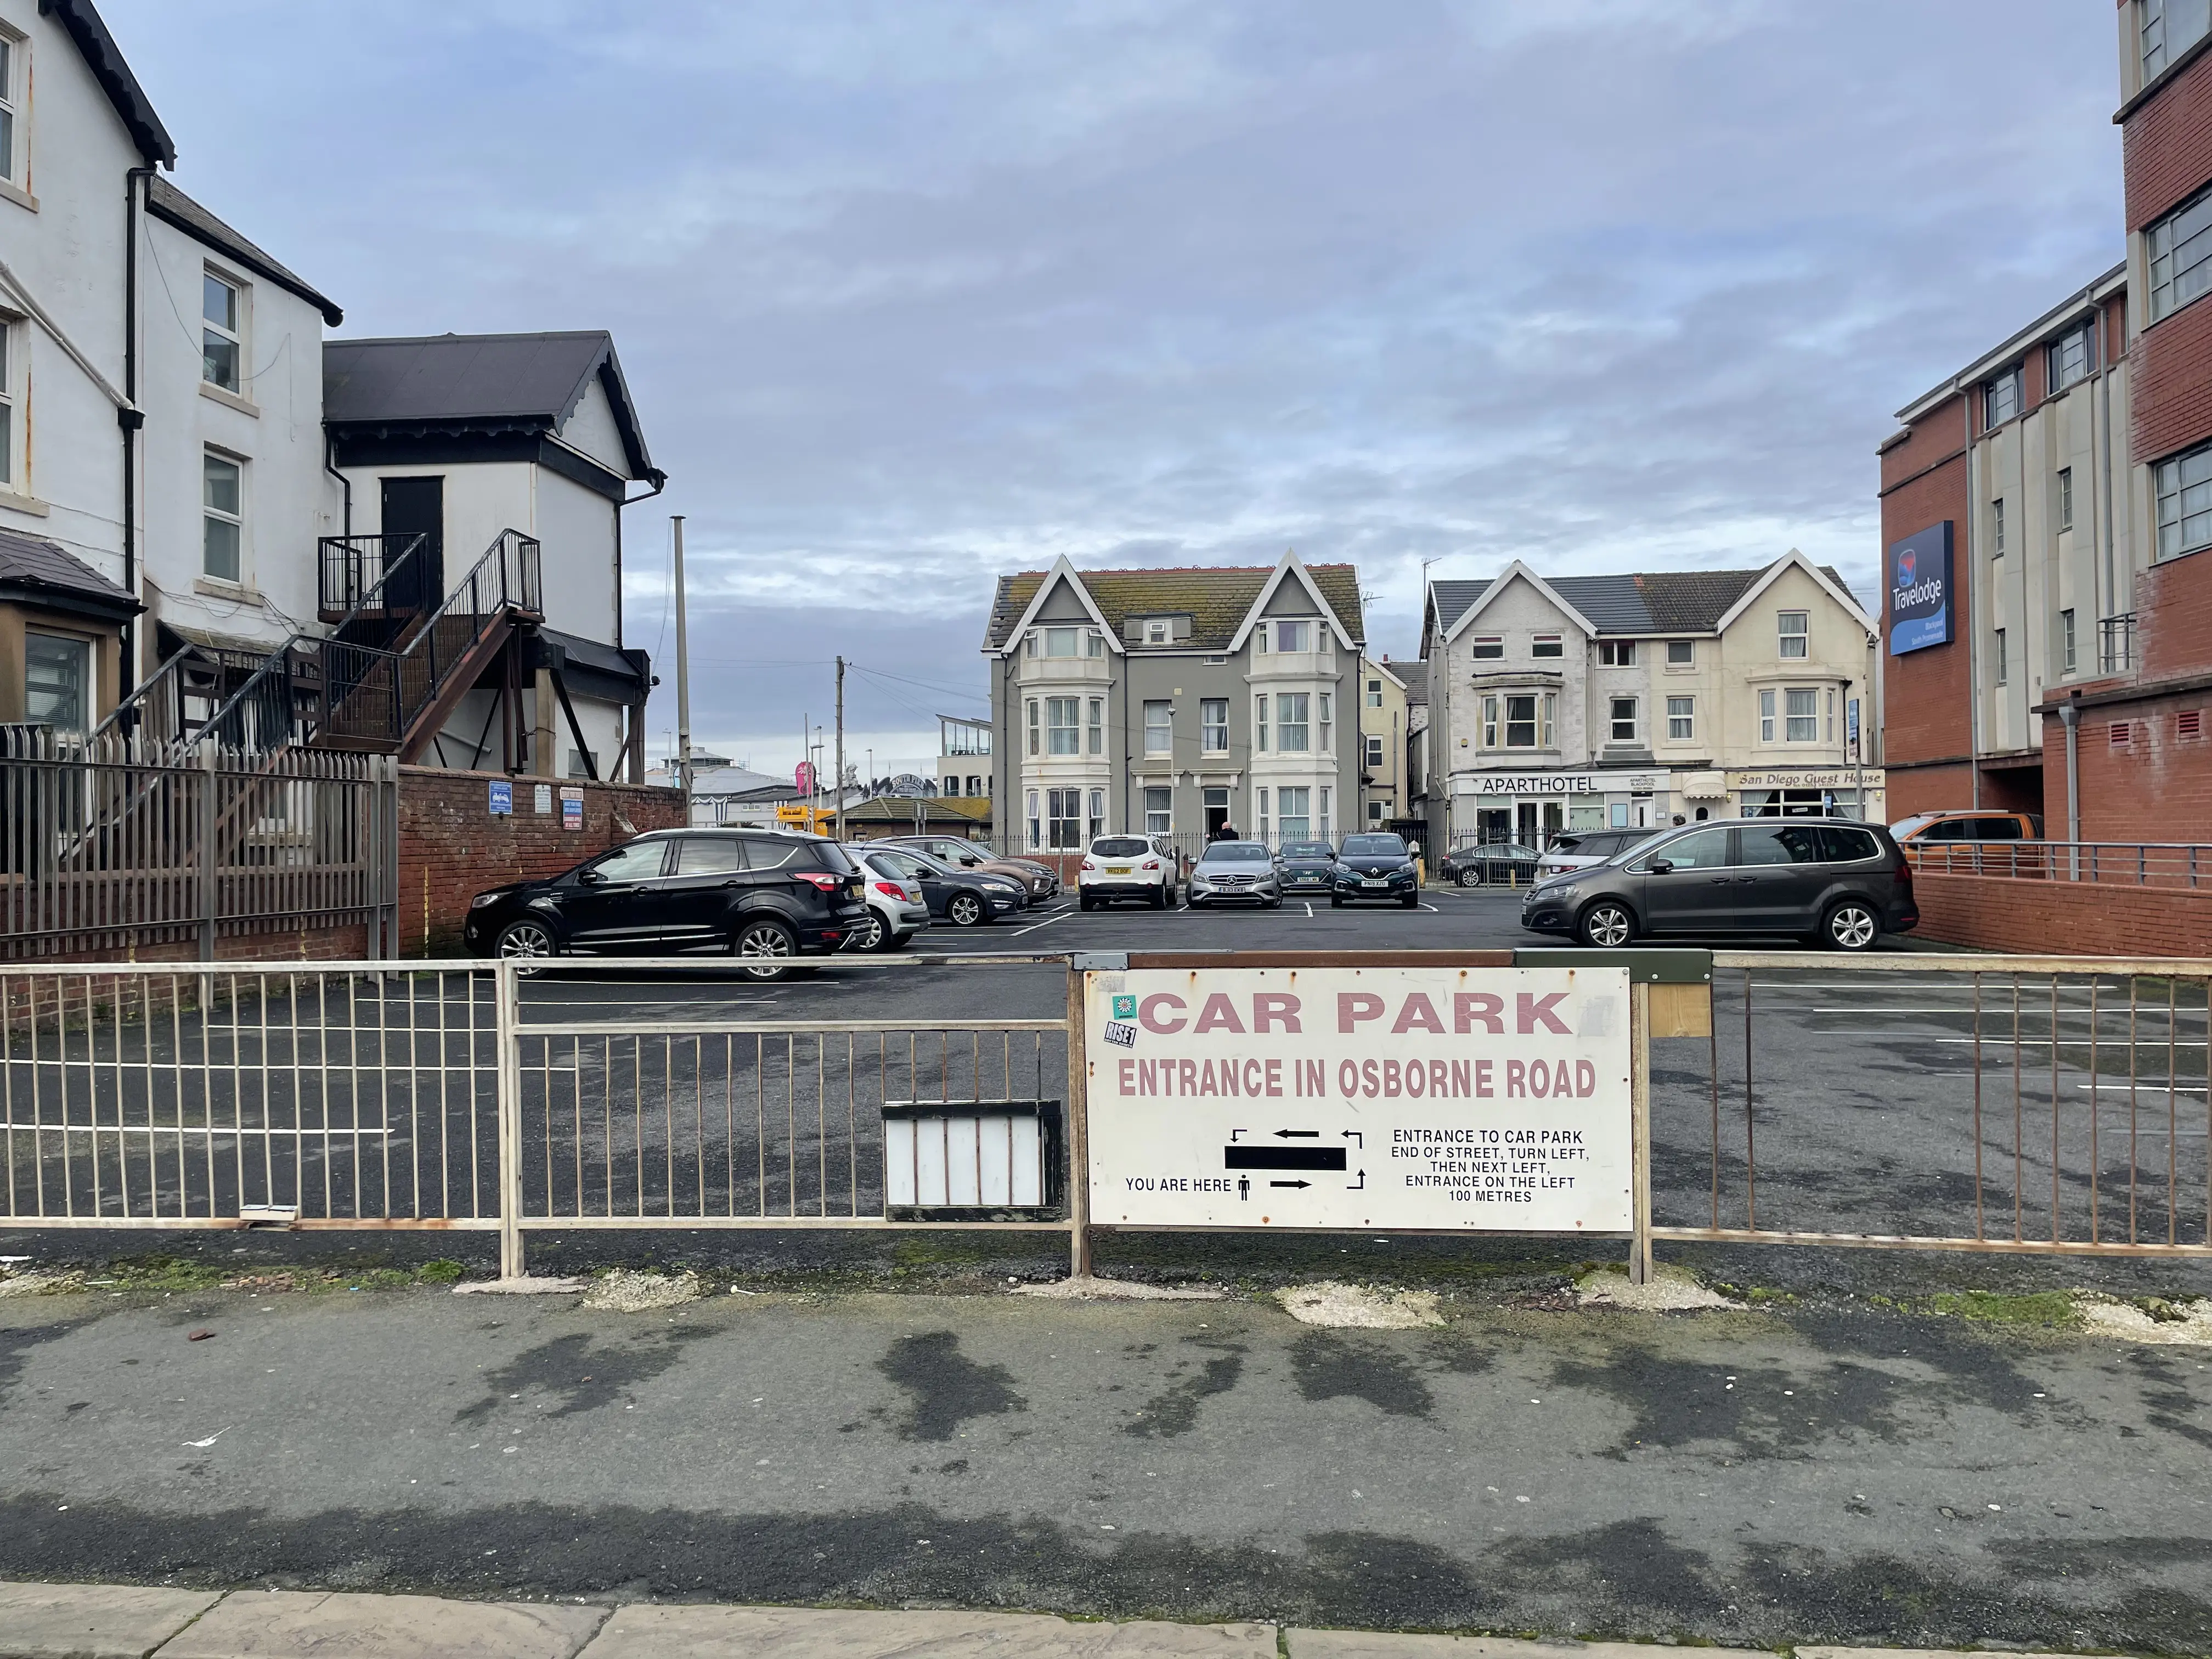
<box><xmin>1878</xmin><ymin>396</ymin><xmax>1974</xmax><ymax>772</ymax></box>
<box><xmin>1884</xmin><ymin>761</ymin><xmax>1977</xmax><ymax>822</ymax></box>
<box><xmin>397</xmin><ymin>768</ymin><xmax>685</xmax><ymax>957</ymax></box>
<box><xmin>2125</xmin><ymin>46</ymin><xmax>2212</xmax><ymax>230</ymax></box>
<box><xmin>2038</xmin><ymin>683</ymin><xmax>2212</xmax><ymax>842</ymax></box>
<box><xmin>1912</xmin><ymin>870</ymin><xmax>2212</xmax><ymax>956</ymax></box>
<box><xmin>2136</xmin><ymin>547</ymin><xmax>2212</xmax><ymax>678</ymax></box>
<box><xmin>2133</xmin><ymin>294</ymin><xmax>2212</xmax><ymax>465</ymax></box>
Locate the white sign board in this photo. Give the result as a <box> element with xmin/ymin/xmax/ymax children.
<box><xmin>1085</xmin><ymin>966</ymin><xmax>1632</xmax><ymax>1232</ymax></box>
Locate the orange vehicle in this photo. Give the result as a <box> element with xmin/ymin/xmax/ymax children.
<box><xmin>1890</xmin><ymin>810</ymin><xmax>2046</xmax><ymax>876</ymax></box>
<box><xmin>1889</xmin><ymin>810</ymin><xmax>2043</xmax><ymax>845</ymax></box>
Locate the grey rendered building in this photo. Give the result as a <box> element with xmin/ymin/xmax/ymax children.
<box><xmin>983</xmin><ymin>555</ymin><xmax>1366</xmax><ymax>851</ymax></box>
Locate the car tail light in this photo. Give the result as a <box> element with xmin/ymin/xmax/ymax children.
<box><xmin>794</xmin><ymin>871</ymin><xmax>842</xmax><ymax>893</ymax></box>
<box><xmin>1080</xmin><ymin>859</ymin><xmax>1096</xmax><ymax>872</ymax></box>
<box><xmin>872</xmin><ymin>881</ymin><xmax>907</xmax><ymax>900</ymax></box>
<box><xmin>1141</xmin><ymin>859</ymin><xmax>1160</xmax><ymax>871</ymax></box>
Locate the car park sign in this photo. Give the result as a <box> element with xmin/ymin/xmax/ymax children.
<box><xmin>1084</xmin><ymin>965</ymin><xmax>1632</xmax><ymax>1232</ymax></box>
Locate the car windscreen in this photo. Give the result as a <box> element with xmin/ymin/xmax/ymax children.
<box><xmin>1281</xmin><ymin>843</ymin><xmax>1334</xmax><ymax>859</ymax></box>
<box><xmin>1200</xmin><ymin>843</ymin><xmax>1271</xmax><ymax>864</ymax></box>
<box><xmin>1341</xmin><ymin>835</ymin><xmax>1406</xmax><ymax>857</ymax></box>
<box><xmin>1093</xmin><ymin>838</ymin><xmax>1149</xmax><ymax>857</ymax></box>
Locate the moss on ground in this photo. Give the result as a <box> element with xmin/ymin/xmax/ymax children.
<box><xmin>1918</xmin><ymin>1289</ymin><xmax>2080</xmax><ymax>1327</ymax></box>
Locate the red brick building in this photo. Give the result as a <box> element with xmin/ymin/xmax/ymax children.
<box><xmin>1877</xmin><ymin>4</ymin><xmax>2212</xmax><ymax>840</ymax></box>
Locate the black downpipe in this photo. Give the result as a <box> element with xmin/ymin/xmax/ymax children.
<box><xmin>324</xmin><ymin>432</ymin><xmax>351</xmax><ymax>538</ymax></box>
<box><xmin>121</xmin><ymin>165</ymin><xmax>154</xmax><ymax>692</ymax></box>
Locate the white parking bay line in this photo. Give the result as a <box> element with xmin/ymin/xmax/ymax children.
<box><xmin>1011</xmin><ymin>911</ymin><xmax>1071</xmax><ymax>937</ymax></box>
<box><xmin>1419</xmin><ymin>901</ymin><xmax>1440</xmax><ymax>912</ymax></box>
<box><xmin>1304</xmin><ymin>902</ymin><xmax>1314</xmax><ymax>918</ymax></box>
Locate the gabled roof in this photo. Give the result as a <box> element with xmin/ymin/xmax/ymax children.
<box><xmin>1434</xmin><ymin>560</ymin><xmax>1598</xmax><ymax>646</ymax></box>
<box><xmin>43</xmin><ymin>0</ymin><xmax>174</xmax><ymax>167</ymax></box>
<box><xmin>1711</xmin><ymin>549</ymin><xmax>1874</xmax><ymax>634</ymax></box>
<box><xmin>992</xmin><ymin>557</ymin><xmax>1123</xmax><ymax>655</ymax></box>
<box><xmin>146</xmin><ymin>178</ymin><xmax>341</xmax><ymax>326</ymax></box>
<box><xmin>1429</xmin><ymin>561</ymin><xmax>1863</xmax><ymax>639</ymax></box>
<box><xmin>1224</xmin><ymin>551</ymin><xmax>1361</xmax><ymax>654</ymax></box>
<box><xmin>984</xmin><ymin>561</ymin><xmax>1364</xmax><ymax>654</ymax></box>
<box><xmin>322</xmin><ymin>331</ymin><xmax>662</xmax><ymax>485</ymax></box>
<box><xmin>0</xmin><ymin>526</ymin><xmax>140</xmax><ymax>620</ymax></box>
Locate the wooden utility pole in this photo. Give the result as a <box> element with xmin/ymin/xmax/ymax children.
<box><xmin>834</xmin><ymin>656</ymin><xmax>847</xmax><ymax>843</ymax></box>
<box><xmin>672</xmin><ymin>515</ymin><xmax>693</xmax><ymax>814</ymax></box>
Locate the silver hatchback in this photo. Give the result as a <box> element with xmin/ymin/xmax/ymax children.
<box><xmin>1188</xmin><ymin>840</ymin><xmax>1283</xmax><ymax>909</ymax></box>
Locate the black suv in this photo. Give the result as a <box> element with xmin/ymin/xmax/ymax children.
<box><xmin>1332</xmin><ymin>833</ymin><xmax>1421</xmax><ymax>908</ymax></box>
<box><xmin>1519</xmin><ymin>819</ymin><xmax>1918</xmax><ymax>951</ymax></box>
<box><xmin>464</xmin><ymin>830</ymin><xmax>866</xmax><ymax>977</ymax></box>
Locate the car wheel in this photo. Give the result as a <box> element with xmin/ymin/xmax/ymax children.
<box><xmin>1457</xmin><ymin>867</ymin><xmax>1479</xmax><ymax>887</ymax></box>
<box><xmin>1823</xmin><ymin>899</ymin><xmax>1880</xmax><ymax>952</ymax></box>
<box><xmin>1265</xmin><ymin>895</ymin><xmax>1282</xmax><ymax>909</ymax></box>
<box><xmin>496</xmin><ymin>919</ymin><xmax>558</xmax><ymax>958</ymax></box>
<box><xmin>730</xmin><ymin>917</ymin><xmax>799</xmax><ymax>980</ymax></box>
<box><xmin>1577</xmin><ymin>900</ymin><xmax>1635</xmax><ymax>949</ymax></box>
<box><xmin>947</xmin><ymin>892</ymin><xmax>985</xmax><ymax>927</ymax></box>
<box><xmin>1079</xmin><ymin>893</ymin><xmax>1094</xmax><ymax>912</ymax></box>
<box><xmin>1152</xmin><ymin>885</ymin><xmax>1167</xmax><ymax>909</ymax></box>
<box><xmin>856</xmin><ymin>911</ymin><xmax>891</xmax><ymax>952</ymax></box>
<box><xmin>1401</xmin><ymin>893</ymin><xmax>1419</xmax><ymax>909</ymax></box>
<box><xmin>1330</xmin><ymin>895</ymin><xmax>1345</xmax><ymax>908</ymax></box>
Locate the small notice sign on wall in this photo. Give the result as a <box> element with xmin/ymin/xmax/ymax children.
<box><xmin>488</xmin><ymin>780</ymin><xmax>513</xmax><ymax>816</ymax></box>
<box><xmin>561</xmin><ymin>786</ymin><xmax>583</xmax><ymax>828</ymax></box>
<box><xmin>534</xmin><ymin>784</ymin><xmax>553</xmax><ymax>815</ymax></box>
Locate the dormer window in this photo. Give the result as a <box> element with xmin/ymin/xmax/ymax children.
<box><xmin>1144</xmin><ymin>619</ymin><xmax>1170</xmax><ymax>645</ymax></box>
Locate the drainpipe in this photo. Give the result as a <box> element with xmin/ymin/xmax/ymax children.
<box><xmin>323</xmin><ymin>432</ymin><xmax>352</xmax><ymax>538</ymax></box>
<box><xmin>2059</xmin><ymin>694</ymin><xmax>2081</xmax><ymax>881</ymax></box>
<box><xmin>121</xmin><ymin>165</ymin><xmax>155</xmax><ymax>691</ymax></box>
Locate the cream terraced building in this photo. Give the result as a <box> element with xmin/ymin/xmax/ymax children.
<box><xmin>1417</xmin><ymin>551</ymin><xmax>1882</xmax><ymax>850</ymax></box>
<box><xmin>983</xmin><ymin>554</ymin><xmax>1366</xmax><ymax>851</ymax></box>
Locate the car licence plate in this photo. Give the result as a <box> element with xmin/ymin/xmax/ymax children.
<box><xmin>1106</xmin><ymin>865</ymin><xmax>1132</xmax><ymax>876</ymax></box>
<box><xmin>1362</xmin><ymin>877</ymin><xmax>1386</xmax><ymax>888</ymax></box>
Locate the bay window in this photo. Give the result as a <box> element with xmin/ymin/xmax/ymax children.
<box><xmin>1277</xmin><ymin>787</ymin><xmax>1311</xmax><ymax>842</ymax></box>
<box><xmin>1046</xmin><ymin>696</ymin><xmax>1080</xmax><ymax>754</ymax></box>
<box><xmin>1276</xmin><ymin>693</ymin><xmax>1310</xmax><ymax>752</ymax></box>
<box><xmin>1087</xmin><ymin>697</ymin><xmax>1103</xmax><ymax>754</ymax></box>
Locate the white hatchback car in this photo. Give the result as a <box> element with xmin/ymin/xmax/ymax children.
<box><xmin>844</xmin><ymin>846</ymin><xmax>934</xmax><ymax>951</ymax></box>
<box><xmin>1078</xmin><ymin>834</ymin><xmax>1178</xmax><ymax>910</ymax></box>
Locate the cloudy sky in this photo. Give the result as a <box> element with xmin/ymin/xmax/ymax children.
<box><xmin>105</xmin><ymin>0</ymin><xmax>2121</xmax><ymax>776</ymax></box>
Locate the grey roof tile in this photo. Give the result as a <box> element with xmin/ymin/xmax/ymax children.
<box><xmin>0</xmin><ymin>528</ymin><xmax>138</xmax><ymax>614</ymax></box>
<box><xmin>1431</xmin><ymin>562</ymin><xmax>1862</xmax><ymax>637</ymax></box>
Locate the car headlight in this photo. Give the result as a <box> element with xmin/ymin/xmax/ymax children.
<box><xmin>1536</xmin><ymin>884</ymin><xmax>1578</xmax><ymax>905</ymax></box>
<box><xmin>470</xmin><ymin>892</ymin><xmax>505</xmax><ymax>910</ymax></box>
<box><xmin>983</xmin><ymin>879</ymin><xmax>1019</xmax><ymax>894</ymax></box>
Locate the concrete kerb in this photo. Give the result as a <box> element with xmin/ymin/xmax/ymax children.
<box><xmin>0</xmin><ymin>1579</ymin><xmax>220</xmax><ymax>1659</ymax></box>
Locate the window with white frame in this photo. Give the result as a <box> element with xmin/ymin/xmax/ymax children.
<box><xmin>1087</xmin><ymin>628</ymin><xmax>1104</xmax><ymax>657</ymax></box>
<box><xmin>1025</xmin><ymin>699</ymin><xmax>1039</xmax><ymax>755</ymax></box>
<box><xmin>1667</xmin><ymin>696</ymin><xmax>1694</xmax><ymax>741</ymax></box>
<box><xmin>1256</xmin><ymin>787</ymin><xmax>1269</xmax><ymax>840</ymax></box>
<box><xmin>1144</xmin><ymin>786</ymin><xmax>1171</xmax><ymax>834</ymax></box>
<box><xmin>1366</xmin><ymin>677</ymin><xmax>1383</xmax><ymax>708</ymax></box>
<box><xmin>2062</xmin><ymin>608</ymin><xmax>2078</xmax><ymax>674</ymax></box>
<box><xmin>1201</xmin><ymin>698</ymin><xmax>1227</xmax><ymax>753</ymax></box>
<box><xmin>2150</xmin><ymin>179</ymin><xmax>2212</xmax><ymax>324</ymax></box>
<box><xmin>2059</xmin><ymin>467</ymin><xmax>2074</xmax><ymax>532</ymax></box>
<box><xmin>1269</xmin><ymin>619</ymin><xmax>1311</xmax><ymax>653</ymax></box>
<box><xmin>203</xmin><ymin>452</ymin><xmax>242</xmax><ymax>582</ymax></box>
<box><xmin>0</xmin><ymin>32</ymin><xmax>18</xmax><ymax>189</ymax></box>
<box><xmin>1087</xmin><ymin>697</ymin><xmax>1103</xmax><ymax>754</ymax></box>
<box><xmin>1143</xmin><ymin>699</ymin><xmax>1172</xmax><ymax>755</ymax></box>
<box><xmin>1317</xmin><ymin>692</ymin><xmax>1331</xmax><ymax>753</ymax></box>
<box><xmin>1786</xmin><ymin>687</ymin><xmax>1819</xmax><ymax>741</ymax></box>
<box><xmin>1778</xmin><ymin>610</ymin><xmax>1808</xmax><ymax>658</ymax></box>
<box><xmin>1983</xmin><ymin>364</ymin><xmax>2021</xmax><ymax>428</ymax></box>
<box><xmin>1276</xmin><ymin>692</ymin><xmax>1310</xmax><ymax>752</ymax></box>
<box><xmin>1666</xmin><ymin>639</ymin><xmax>1694</xmax><ymax>665</ymax></box>
<box><xmin>1144</xmin><ymin>619</ymin><xmax>1170</xmax><ymax>645</ymax></box>
<box><xmin>1047</xmin><ymin>788</ymin><xmax>1081</xmax><ymax>850</ymax></box>
<box><xmin>2155</xmin><ymin>438</ymin><xmax>2212</xmax><ymax>558</ymax></box>
<box><xmin>1038</xmin><ymin>626</ymin><xmax>1081</xmax><ymax>658</ymax></box>
<box><xmin>2143</xmin><ymin>0</ymin><xmax>2212</xmax><ymax>80</ymax></box>
<box><xmin>1318</xmin><ymin>787</ymin><xmax>1331</xmax><ymax>839</ymax></box>
<box><xmin>24</xmin><ymin>631</ymin><xmax>89</xmax><ymax>732</ymax></box>
<box><xmin>1991</xmin><ymin>498</ymin><xmax>2006</xmax><ymax>557</ymax></box>
<box><xmin>1609</xmin><ymin>696</ymin><xmax>1637</xmax><ymax>742</ymax></box>
<box><xmin>1277</xmin><ymin>787</ymin><xmax>1311</xmax><ymax>842</ymax></box>
<box><xmin>1368</xmin><ymin>799</ymin><xmax>1385</xmax><ymax>823</ymax></box>
<box><xmin>1026</xmin><ymin>789</ymin><xmax>1041</xmax><ymax>848</ymax></box>
<box><xmin>1504</xmin><ymin>694</ymin><xmax>1538</xmax><ymax>748</ymax></box>
<box><xmin>0</xmin><ymin>315</ymin><xmax>15</xmax><ymax>488</ymax></box>
<box><xmin>1365</xmin><ymin>733</ymin><xmax>1384</xmax><ymax>768</ymax></box>
<box><xmin>1046</xmin><ymin>696</ymin><xmax>1080</xmax><ymax>754</ymax></box>
<box><xmin>1994</xmin><ymin>628</ymin><xmax>2008</xmax><ymax>686</ymax></box>
<box><xmin>1481</xmin><ymin>695</ymin><xmax>1498</xmax><ymax>748</ymax></box>
<box><xmin>2049</xmin><ymin>320</ymin><xmax>2096</xmax><ymax>392</ymax></box>
<box><xmin>202</xmin><ymin>272</ymin><xmax>244</xmax><ymax>393</ymax></box>
<box><xmin>1759</xmin><ymin>689</ymin><xmax>1775</xmax><ymax>743</ymax></box>
<box><xmin>1599</xmin><ymin>640</ymin><xmax>1635</xmax><ymax>666</ymax></box>
<box><xmin>1470</xmin><ymin>635</ymin><xmax>1503</xmax><ymax>660</ymax></box>
<box><xmin>1087</xmin><ymin>788</ymin><xmax>1105</xmax><ymax>840</ymax></box>
<box><xmin>1254</xmin><ymin>695</ymin><xmax>1268</xmax><ymax>751</ymax></box>
<box><xmin>1531</xmin><ymin>633</ymin><xmax>1564</xmax><ymax>659</ymax></box>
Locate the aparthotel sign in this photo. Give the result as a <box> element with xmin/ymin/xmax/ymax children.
<box><xmin>1084</xmin><ymin>966</ymin><xmax>1632</xmax><ymax>1231</ymax></box>
<box><xmin>1454</xmin><ymin>772</ymin><xmax>1601</xmax><ymax>796</ymax></box>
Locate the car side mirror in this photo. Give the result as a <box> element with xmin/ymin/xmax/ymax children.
<box><xmin>1646</xmin><ymin>859</ymin><xmax>1674</xmax><ymax>875</ymax></box>
<box><xmin>961</xmin><ymin>856</ymin><xmax>980</xmax><ymax>866</ymax></box>
<box><xmin>578</xmin><ymin>869</ymin><xmax>606</xmax><ymax>885</ymax></box>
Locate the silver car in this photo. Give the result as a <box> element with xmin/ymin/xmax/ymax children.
<box><xmin>844</xmin><ymin>846</ymin><xmax>934</xmax><ymax>951</ymax></box>
<box><xmin>1187</xmin><ymin>840</ymin><xmax>1282</xmax><ymax>909</ymax></box>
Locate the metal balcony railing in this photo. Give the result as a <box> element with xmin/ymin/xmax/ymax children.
<box><xmin>2100</xmin><ymin>613</ymin><xmax>2137</xmax><ymax>675</ymax></box>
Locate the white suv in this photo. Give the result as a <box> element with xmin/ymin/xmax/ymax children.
<box><xmin>1078</xmin><ymin>834</ymin><xmax>1178</xmax><ymax>910</ymax></box>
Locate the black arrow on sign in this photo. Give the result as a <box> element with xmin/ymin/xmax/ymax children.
<box><xmin>1229</xmin><ymin>1128</ymin><xmax>1249</xmax><ymax>1141</ymax></box>
<box><xmin>1342</xmin><ymin>1131</ymin><xmax>1363</xmax><ymax>1147</ymax></box>
<box><xmin>1274</xmin><ymin>1129</ymin><xmax>1319</xmax><ymax>1138</ymax></box>
<box><xmin>1347</xmin><ymin>1170</ymin><xmax>1365</xmax><ymax>1190</ymax></box>
<box><xmin>1269</xmin><ymin>1180</ymin><xmax>1311</xmax><ymax>1189</ymax></box>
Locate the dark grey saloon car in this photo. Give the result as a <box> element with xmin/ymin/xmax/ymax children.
<box><xmin>1518</xmin><ymin>819</ymin><xmax>1919</xmax><ymax>951</ymax></box>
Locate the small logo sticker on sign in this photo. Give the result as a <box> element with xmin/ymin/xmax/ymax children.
<box><xmin>1103</xmin><ymin>1021</ymin><xmax>1137</xmax><ymax>1049</ymax></box>
<box><xmin>1111</xmin><ymin>995</ymin><xmax>1137</xmax><ymax>1019</ymax></box>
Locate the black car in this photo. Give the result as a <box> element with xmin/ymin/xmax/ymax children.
<box><xmin>1331</xmin><ymin>832</ymin><xmax>1420</xmax><ymax>908</ymax></box>
<box><xmin>464</xmin><ymin>829</ymin><xmax>867</xmax><ymax>978</ymax></box>
<box><xmin>1440</xmin><ymin>842</ymin><xmax>1541</xmax><ymax>887</ymax></box>
<box><xmin>1518</xmin><ymin>819</ymin><xmax>1919</xmax><ymax>951</ymax></box>
<box><xmin>1277</xmin><ymin>840</ymin><xmax>1337</xmax><ymax>894</ymax></box>
<box><xmin>864</xmin><ymin>844</ymin><xmax>1025</xmax><ymax>927</ymax></box>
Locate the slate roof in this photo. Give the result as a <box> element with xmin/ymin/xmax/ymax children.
<box><xmin>984</xmin><ymin>564</ymin><xmax>1363</xmax><ymax>652</ymax></box>
<box><xmin>147</xmin><ymin>178</ymin><xmax>341</xmax><ymax>326</ymax></box>
<box><xmin>323</xmin><ymin>332</ymin><xmax>662</xmax><ymax>484</ymax></box>
<box><xmin>0</xmin><ymin>528</ymin><xmax>140</xmax><ymax>620</ymax></box>
<box><xmin>1397</xmin><ymin>658</ymin><xmax>1429</xmax><ymax>708</ymax></box>
<box><xmin>1430</xmin><ymin>565</ymin><xmax>1863</xmax><ymax>638</ymax></box>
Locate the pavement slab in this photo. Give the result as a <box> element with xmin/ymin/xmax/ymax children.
<box><xmin>155</xmin><ymin>1590</ymin><xmax>608</xmax><ymax>1659</ymax></box>
<box><xmin>0</xmin><ymin>1580</ymin><xmax>219</xmax><ymax>1659</ymax></box>
<box><xmin>578</xmin><ymin>1605</ymin><xmax>1277</xmax><ymax>1657</ymax></box>
<box><xmin>1289</xmin><ymin>1640</ymin><xmax>1762</xmax><ymax>1659</ymax></box>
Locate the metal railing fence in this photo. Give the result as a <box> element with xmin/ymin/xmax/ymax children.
<box><xmin>1657</xmin><ymin>953</ymin><xmax>2212</xmax><ymax>1257</ymax></box>
<box><xmin>0</xmin><ymin>729</ymin><xmax>399</xmax><ymax>961</ymax></box>
<box><xmin>1908</xmin><ymin>840</ymin><xmax>2212</xmax><ymax>888</ymax></box>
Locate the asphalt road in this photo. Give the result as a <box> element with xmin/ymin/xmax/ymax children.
<box><xmin>4</xmin><ymin>1285</ymin><xmax>2212</xmax><ymax>1650</ymax></box>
